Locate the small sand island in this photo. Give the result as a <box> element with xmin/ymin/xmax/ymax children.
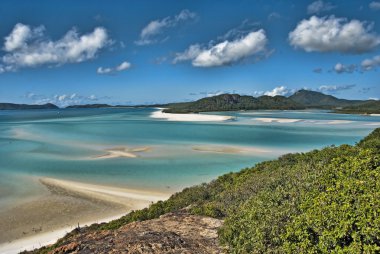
<box><xmin>192</xmin><ymin>145</ymin><xmax>270</xmax><ymax>154</ymax></box>
<box><xmin>93</xmin><ymin>146</ymin><xmax>151</xmax><ymax>159</ymax></box>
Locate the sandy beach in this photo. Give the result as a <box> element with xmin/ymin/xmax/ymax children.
<box><xmin>151</xmin><ymin>109</ymin><xmax>233</xmax><ymax>121</ymax></box>
<box><xmin>0</xmin><ymin>178</ymin><xmax>170</xmax><ymax>253</ymax></box>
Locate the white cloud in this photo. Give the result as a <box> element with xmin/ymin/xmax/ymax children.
<box><xmin>307</xmin><ymin>1</ymin><xmax>335</xmax><ymax>14</ymax></box>
<box><xmin>361</xmin><ymin>55</ymin><xmax>380</xmax><ymax>70</ymax></box>
<box><xmin>369</xmin><ymin>1</ymin><xmax>380</xmax><ymax>10</ymax></box>
<box><xmin>27</xmin><ymin>92</ymin><xmax>109</xmax><ymax>107</ymax></box>
<box><xmin>174</xmin><ymin>29</ymin><xmax>267</xmax><ymax>67</ymax></box>
<box><xmin>115</xmin><ymin>61</ymin><xmax>131</xmax><ymax>71</ymax></box>
<box><xmin>1</xmin><ymin>24</ymin><xmax>109</xmax><ymax>71</ymax></box>
<box><xmin>289</xmin><ymin>16</ymin><xmax>380</xmax><ymax>53</ymax></box>
<box><xmin>4</xmin><ymin>23</ymin><xmax>32</xmax><ymax>52</ymax></box>
<box><xmin>97</xmin><ymin>60</ymin><xmax>131</xmax><ymax>75</ymax></box>
<box><xmin>264</xmin><ymin>86</ymin><xmax>295</xmax><ymax>97</ymax></box>
<box><xmin>333</xmin><ymin>63</ymin><xmax>357</xmax><ymax>73</ymax></box>
<box><xmin>317</xmin><ymin>84</ymin><xmax>356</xmax><ymax>93</ymax></box>
<box><xmin>136</xmin><ymin>9</ymin><xmax>196</xmax><ymax>45</ymax></box>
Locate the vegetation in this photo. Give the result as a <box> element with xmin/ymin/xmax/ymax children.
<box><xmin>29</xmin><ymin>128</ymin><xmax>380</xmax><ymax>254</ymax></box>
<box><xmin>65</xmin><ymin>104</ymin><xmax>112</xmax><ymax>109</ymax></box>
<box><xmin>0</xmin><ymin>103</ymin><xmax>58</xmax><ymax>110</ymax></box>
<box><xmin>334</xmin><ymin>100</ymin><xmax>380</xmax><ymax>114</ymax></box>
<box><xmin>163</xmin><ymin>93</ymin><xmax>304</xmax><ymax>113</ymax></box>
<box><xmin>288</xmin><ymin>89</ymin><xmax>362</xmax><ymax>108</ymax></box>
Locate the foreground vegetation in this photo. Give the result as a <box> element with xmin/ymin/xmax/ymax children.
<box><xmin>31</xmin><ymin>128</ymin><xmax>380</xmax><ymax>253</ymax></box>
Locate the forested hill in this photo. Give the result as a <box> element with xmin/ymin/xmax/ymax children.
<box><xmin>28</xmin><ymin>128</ymin><xmax>380</xmax><ymax>253</ymax></box>
<box><xmin>0</xmin><ymin>103</ymin><xmax>58</xmax><ymax>110</ymax></box>
<box><xmin>163</xmin><ymin>90</ymin><xmax>378</xmax><ymax>114</ymax></box>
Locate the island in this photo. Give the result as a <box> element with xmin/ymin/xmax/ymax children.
<box><xmin>163</xmin><ymin>89</ymin><xmax>380</xmax><ymax>114</ymax></box>
<box><xmin>0</xmin><ymin>103</ymin><xmax>58</xmax><ymax>110</ymax></box>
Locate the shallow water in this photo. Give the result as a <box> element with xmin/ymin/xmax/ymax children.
<box><xmin>0</xmin><ymin>108</ymin><xmax>379</xmax><ymax>209</ymax></box>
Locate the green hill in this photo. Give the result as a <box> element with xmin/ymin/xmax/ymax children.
<box><xmin>30</xmin><ymin>128</ymin><xmax>380</xmax><ymax>253</ymax></box>
<box><xmin>163</xmin><ymin>90</ymin><xmax>378</xmax><ymax>114</ymax></box>
<box><xmin>65</xmin><ymin>104</ymin><xmax>112</xmax><ymax>109</ymax></box>
<box><xmin>335</xmin><ymin>100</ymin><xmax>380</xmax><ymax>114</ymax></box>
<box><xmin>0</xmin><ymin>103</ymin><xmax>58</xmax><ymax>110</ymax></box>
<box><xmin>288</xmin><ymin>89</ymin><xmax>363</xmax><ymax>108</ymax></box>
<box><xmin>163</xmin><ymin>93</ymin><xmax>304</xmax><ymax>113</ymax></box>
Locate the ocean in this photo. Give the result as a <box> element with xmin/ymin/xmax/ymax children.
<box><xmin>0</xmin><ymin>108</ymin><xmax>379</xmax><ymax>210</ymax></box>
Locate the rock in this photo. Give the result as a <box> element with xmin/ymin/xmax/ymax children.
<box><xmin>37</xmin><ymin>211</ymin><xmax>224</xmax><ymax>254</ymax></box>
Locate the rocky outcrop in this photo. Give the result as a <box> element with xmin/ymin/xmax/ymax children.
<box><xmin>30</xmin><ymin>211</ymin><xmax>224</xmax><ymax>254</ymax></box>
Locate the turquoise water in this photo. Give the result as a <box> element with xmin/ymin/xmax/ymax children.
<box><xmin>0</xmin><ymin>108</ymin><xmax>379</xmax><ymax>208</ymax></box>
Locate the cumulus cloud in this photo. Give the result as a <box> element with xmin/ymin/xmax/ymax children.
<box><xmin>174</xmin><ymin>29</ymin><xmax>268</xmax><ymax>67</ymax></box>
<box><xmin>135</xmin><ymin>9</ymin><xmax>196</xmax><ymax>45</ymax></box>
<box><xmin>289</xmin><ymin>16</ymin><xmax>380</xmax><ymax>54</ymax></box>
<box><xmin>317</xmin><ymin>84</ymin><xmax>356</xmax><ymax>93</ymax></box>
<box><xmin>307</xmin><ymin>1</ymin><xmax>335</xmax><ymax>14</ymax></box>
<box><xmin>3</xmin><ymin>23</ymin><xmax>40</xmax><ymax>52</ymax></box>
<box><xmin>1</xmin><ymin>23</ymin><xmax>109</xmax><ymax>72</ymax></box>
<box><xmin>264</xmin><ymin>86</ymin><xmax>295</xmax><ymax>97</ymax></box>
<box><xmin>97</xmin><ymin>61</ymin><xmax>131</xmax><ymax>74</ymax></box>
<box><xmin>369</xmin><ymin>1</ymin><xmax>380</xmax><ymax>10</ymax></box>
<box><xmin>26</xmin><ymin>92</ymin><xmax>110</xmax><ymax>107</ymax></box>
<box><xmin>361</xmin><ymin>55</ymin><xmax>380</xmax><ymax>70</ymax></box>
<box><xmin>333</xmin><ymin>63</ymin><xmax>357</xmax><ymax>73</ymax></box>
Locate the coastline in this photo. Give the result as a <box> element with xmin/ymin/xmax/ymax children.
<box><xmin>0</xmin><ymin>178</ymin><xmax>171</xmax><ymax>254</ymax></box>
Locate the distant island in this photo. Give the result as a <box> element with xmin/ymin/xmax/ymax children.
<box><xmin>163</xmin><ymin>90</ymin><xmax>380</xmax><ymax>114</ymax></box>
<box><xmin>1</xmin><ymin>90</ymin><xmax>379</xmax><ymax>114</ymax></box>
<box><xmin>0</xmin><ymin>103</ymin><xmax>58</xmax><ymax>110</ymax></box>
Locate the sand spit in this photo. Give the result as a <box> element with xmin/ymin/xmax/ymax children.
<box><xmin>0</xmin><ymin>178</ymin><xmax>170</xmax><ymax>253</ymax></box>
<box><xmin>151</xmin><ymin>109</ymin><xmax>233</xmax><ymax>122</ymax></box>
<box><xmin>192</xmin><ymin>145</ymin><xmax>270</xmax><ymax>154</ymax></box>
<box><xmin>326</xmin><ymin>120</ymin><xmax>353</xmax><ymax>124</ymax></box>
<box><xmin>94</xmin><ymin>146</ymin><xmax>151</xmax><ymax>159</ymax></box>
<box><xmin>253</xmin><ymin>117</ymin><xmax>301</xmax><ymax>123</ymax></box>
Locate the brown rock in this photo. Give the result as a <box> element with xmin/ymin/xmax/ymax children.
<box><xmin>39</xmin><ymin>211</ymin><xmax>224</xmax><ymax>254</ymax></box>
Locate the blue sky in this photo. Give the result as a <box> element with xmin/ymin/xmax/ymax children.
<box><xmin>0</xmin><ymin>0</ymin><xmax>379</xmax><ymax>106</ymax></box>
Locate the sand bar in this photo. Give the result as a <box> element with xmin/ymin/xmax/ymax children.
<box><xmin>93</xmin><ymin>146</ymin><xmax>151</xmax><ymax>159</ymax></box>
<box><xmin>0</xmin><ymin>177</ymin><xmax>171</xmax><ymax>253</ymax></box>
<box><xmin>151</xmin><ymin>109</ymin><xmax>233</xmax><ymax>122</ymax></box>
<box><xmin>192</xmin><ymin>145</ymin><xmax>270</xmax><ymax>154</ymax></box>
<box><xmin>253</xmin><ymin>117</ymin><xmax>301</xmax><ymax>123</ymax></box>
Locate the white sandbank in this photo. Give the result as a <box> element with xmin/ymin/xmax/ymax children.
<box><xmin>0</xmin><ymin>178</ymin><xmax>170</xmax><ymax>254</ymax></box>
<box><xmin>94</xmin><ymin>146</ymin><xmax>151</xmax><ymax>159</ymax></box>
<box><xmin>151</xmin><ymin>109</ymin><xmax>233</xmax><ymax>122</ymax></box>
<box><xmin>40</xmin><ymin>177</ymin><xmax>169</xmax><ymax>204</ymax></box>
<box><xmin>192</xmin><ymin>145</ymin><xmax>270</xmax><ymax>154</ymax></box>
<box><xmin>370</xmin><ymin>114</ymin><xmax>380</xmax><ymax>116</ymax></box>
<box><xmin>253</xmin><ymin>117</ymin><xmax>301</xmax><ymax>123</ymax></box>
<box><xmin>326</xmin><ymin>120</ymin><xmax>353</xmax><ymax>124</ymax></box>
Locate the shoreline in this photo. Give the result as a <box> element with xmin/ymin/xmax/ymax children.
<box><xmin>0</xmin><ymin>177</ymin><xmax>171</xmax><ymax>254</ymax></box>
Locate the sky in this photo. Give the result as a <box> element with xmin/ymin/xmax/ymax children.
<box><xmin>0</xmin><ymin>0</ymin><xmax>379</xmax><ymax>106</ymax></box>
